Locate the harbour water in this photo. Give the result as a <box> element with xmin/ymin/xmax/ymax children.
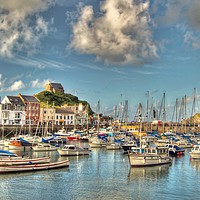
<box><xmin>0</xmin><ymin>143</ymin><xmax>200</xmax><ymax>200</ymax></box>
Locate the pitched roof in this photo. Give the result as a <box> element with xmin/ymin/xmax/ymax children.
<box><xmin>55</xmin><ymin>108</ymin><xmax>74</xmax><ymax>114</ymax></box>
<box><xmin>50</xmin><ymin>83</ymin><xmax>64</xmax><ymax>90</ymax></box>
<box><xmin>20</xmin><ymin>95</ymin><xmax>39</xmax><ymax>103</ymax></box>
<box><xmin>7</xmin><ymin>96</ymin><xmax>25</xmax><ymax>105</ymax></box>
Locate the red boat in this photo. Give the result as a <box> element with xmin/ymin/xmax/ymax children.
<box><xmin>67</xmin><ymin>134</ymin><xmax>80</xmax><ymax>141</ymax></box>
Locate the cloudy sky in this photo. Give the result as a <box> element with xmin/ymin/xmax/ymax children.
<box><xmin>0</xmin><ymin>0</ymin><xmax>200</xmax><ymax>120</ymax></box>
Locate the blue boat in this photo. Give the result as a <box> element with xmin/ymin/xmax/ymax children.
<box><xmin>0</xmin><ymin>149</ymin><xmax>17</xmax><ymax>157</ymax></box>
<box><xmin>166</xmin><ymin>144</ymin><xmax>185</xmax><ymax>156</ymax></box>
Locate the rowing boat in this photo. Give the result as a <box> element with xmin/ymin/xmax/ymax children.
<box><xmin>0</xmin><ymin>157</ymin><xmax>51</xmax><ymax>166</ymax></box>
<box><xmin>0</xmin><ymin>160</ymin><xmax>69</xmax><ymax>173</ymax></box>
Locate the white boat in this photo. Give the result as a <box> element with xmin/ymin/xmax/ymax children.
<box><xmin>128</xmin><ymin>146</ymin><xmax>172</xmax><ymax>167</ymax></box>
<box><xmin>0</xmin><ymin>160</ymin><xmax>69</xmax><ymax>173</ymax></box>
<box><xmin>57</xmin><ymin>144</ymin><xmax>90</xmax><ymax>156</ymax></box>
<box><xmin>54</xmin><ymin>128</ymin><xmax>69</xmax><ymax>138</ymax></box>
<box><xmin>0</xmin><ymin>157</ymin><xmax>51</xmax><ymax>166</ymax></box>
<box><xmin>190</xmin><ymin>145</ymin><xmax>200</xmax><ymax>159</ymax></box>
<box><xmin>89</xmin><ymin>138</ymin><xmax>107</xmax><ymax>148</ymax></box>
<box><xmin>32</xmin><ymin>143</ymin><xmax>58</xmax><ymax>152</ymax></box>
<box><xmin>106</xmin><ymin>143</ymin><xmax>121</xmax><ymax>150</ymax></box>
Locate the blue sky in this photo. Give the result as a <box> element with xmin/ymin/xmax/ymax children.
<box><xmin>0</xmin><ymin>0</ymin><xmax>200</xmax><ymax>121</ymax></box>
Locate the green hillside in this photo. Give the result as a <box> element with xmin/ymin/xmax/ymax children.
<box><xmin>35</xmin><ymin>91</ymin><xmax>94</xmax><ymax>115</ymax></box>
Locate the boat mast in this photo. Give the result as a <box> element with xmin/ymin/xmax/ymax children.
<box><xmin>138</xmin><ymin>103</ymin><xmax>142</xmax><ymax>153</ymax></box>
<box><xmin>97</xmin><ymin>100</ymin><xmax>100</xmax><ymax>134</ymax></box>
<box><xmin>28</xmin><ymin>101</ymin><xmax>31</xmax><ymax>135</ymax></box>
<box><xmin>175</xmin><ymin>98</ymin><xmax>178</xmax><ymax>133</ymax></box>
<box><xmin>191</xmin><ymin>88</ymin><xmax>196</xmax><ymax>131</ymax></box>
<box><xmin>146</xmin><ymin>91</ymin><xmax>149</xmax><ymax>132</ymax></box>
<box><xmin>184</xmin><ymin>95</ymin><xmax>187</xmax><ymax>134</ymax></box>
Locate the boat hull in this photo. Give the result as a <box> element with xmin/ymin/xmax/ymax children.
<box><xmin>0</xmin><ymin>160</ymin><xmax>69</xmax><ymax>173</ymax></box>
<box><xmin>106</xmin><ymin>144</ymin><xmax>121</xmax><ymax>150</ymax></box>
<box><xmin>0</xmin><ymin>157</ymin><xmax>51</xmax><ymax>166</ymax></box>
<box><xmin>58</xmin><ymin>149</ymin><xmax>89</xmax><ymax>156</ymax></box>
<box><xmin>128</xmin><ymin>154</ymin><xmax>172</xmax><ymax>167</ymax></box>
<box><xmin>190</xmin><ymin>153</ymin><xmax>200</xmax><ymax>159</ymax></box>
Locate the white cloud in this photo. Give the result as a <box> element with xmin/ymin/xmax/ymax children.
<box><xmin>153</xmin><ymin>0</ymin><xmax>200</xmax><ymax>49</ymax></box>
<box><xmin>70</xmin><ymin>0</ymin><xmax>157</xmax><ymax>65</ymax></box>
<box><xmin>31</xmin><ymin>79</ymin><xmax>51</xmax><ymax>88</ymax></box>
<box><xmin>7</xmin><ymin>80</ymin><xmax>25</xmax><ymax>92</ymax></box>
<box><xmin>0</xmin><ymin>0</ymin><xmax>54</xmax><ymax>57</ymax></box>
<box><xmin>184</xmin><ymin>31</ymin><xmax>200</xmax><ymax>49</ymax></box>
<box><xmin>0</xmin><ymin>74</ymin><xmax>5</xmax><ymax>87</ymax></box>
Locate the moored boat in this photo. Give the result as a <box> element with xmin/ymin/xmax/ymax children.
<box><xmin>128</xmin><ymin>146</ymin><xmax>172</xmax><ymax>167</ymax></box>
<box><xmin>166</xmin><ymin>144</ymin><xmax>185</xmax><ymax>156</ymax></box>
<box><xmin>106</xmin><ymin>143</ymin><xmax>121</xmax><ymax>150</ymax></box>
<box><xmin>57</xmin><ymin>144</ymin><xmax>90</xmax><ymax>156</ymax></box>
<box><xmin>190</xmin><ymin>145</ymin><xmax>200</xmax><ymax>159</ymax></box>
<box><xmin>89</xmin><ymin>138</ymin><xmax>107</xmax><ymax>148</ymax></box>
<box><xmin>0</xmin><ymin>149</ymin><xmax>18</xmax><ymax>157</ymax></box>
<box><xmin>0</xmin><ymin>160</ymin><xmax>69</xmax><ymax>173</ymax></box>
<box><xmin>32</xmin><ymin>143</ymin><xmax>58</xmax><ymax>152</ymax></box>
<box><xmin>8</xmin><ymin>137</ymin><xmax>33</xmax><ymax>150</ymax></box>
<box><xmin>0</xmin><ymin>156</ymin><xmax>51</xmax><ymax>166</ymax></box>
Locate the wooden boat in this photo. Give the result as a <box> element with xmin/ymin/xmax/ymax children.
<box><xmin>0</xmin><ymin>157</ymin><xmax>51</xmax><ymax>166</ymax></box>
<box><xmin>0</xmin><ymin>160</ymin><xmax>69</xmax><ymax>173</ymax></box>
<box><xmin>190</xmin><ymin>145</ymin><xmax>200</xmax><ymax>159</ymax></box>
<box><xmin>128</xmin><ymin>146</ymin><xmax>172</xmax><ymax>167</ymax></box>
<box><xmin>57</xmin><ymin>144</ymin><xmax>90</xmax><ymax>156</ymax></box>
<box><xmin>32</xmin><ymin>143</ymin><xmax>58</xmax><ymax>152</ymax></box>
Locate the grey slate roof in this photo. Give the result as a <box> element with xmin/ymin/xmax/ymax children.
<box><xmin>50</xmin><ymin>83</ymin><xmax>64</xmax><ymax>91</ymax></box>
<box><xmin>55</xmin><ymin>108</ymin><xmax>74</xmax><ymax>114</ymax></box>
<box><xmin>20</xmin><ymin>95</ymin><xmax>39</xmax><ymax>103</ymax></box>
<box><xmin>7</xmin><ymin>96</ymin><xmax>25</xmax><ymax>105</ymax></box>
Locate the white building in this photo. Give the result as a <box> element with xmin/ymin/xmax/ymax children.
<box><xmin>1</xmin><ymin>96</ymin><xmax>26</xmax><ymax>125</ymax></box>
<box><xmin>55</xmin><ymin>108</ymin><xmax>75</xmax><ymax>126</ymax></box>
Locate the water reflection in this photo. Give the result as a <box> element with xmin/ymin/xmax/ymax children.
<box><xmin>190</xmin><ymin>159</ymin><xmax>200</xmax><ymax>171</ymax></box>
<box><xmin>128</xmin><ymin>164</ymin><xmax>170</xmax><ymax>182</ymax></box>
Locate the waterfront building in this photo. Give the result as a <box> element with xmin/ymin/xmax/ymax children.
<box><xmin>1</xmin><ymin>96</ymin><xmax>26</xmax><ymax>125</ymax></box>
<box><xmin>45</xmin><ymin>82</ymin><xmax>64</xmax><ymax>93</ymax></box>
<box><xmin>62</xmin><ymin>103</ymin><xmax>88</xmax><ymax>126</ymax></box>
<box><xmin>18</xmin><ymin>94</ymin><xmax>40</xmax><ymax>125</ymax></box>
<box><xmin>55</xmin><ymin>108</ymin><xmax>75</xmax><ymax>126</ymax></box>
<box><xmin>39</xmin><ymin>106</ymin><xmax>55</xmax><ymax>130</ymax></box>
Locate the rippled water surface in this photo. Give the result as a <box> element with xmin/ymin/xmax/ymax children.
<box><xmin>0</xmin><ymin>143</ymin><xmax>200</xmax><ymax>200</ymax></box>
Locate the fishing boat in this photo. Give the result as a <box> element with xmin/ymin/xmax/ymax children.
<box><xmin>32</xmin><ymin>143</ymin><xmax>58</xmax><ymax>152</ymax></box>
<box><xmin>0</xmin><ymin>156</ymin><xmax>51</xmax><ymax>166</ymax></box>
<box><xmin>190</xmin><ymin>145</ymin><xmax>200</xmax><ymax>159</ymax></box>
<box><xmin>0</xmin><ymin>160</ymin><xmax>69</xmax><ymax>173</ymax></box>
<box><xmin>128</xmin><ymin>146</ymin><xmax>172</xmax><ymax>167</ymax></box>
<box><xmin>57</xmin><ymin>144</ymin><xmax>90</xmax><ymax>156</ymax></box>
